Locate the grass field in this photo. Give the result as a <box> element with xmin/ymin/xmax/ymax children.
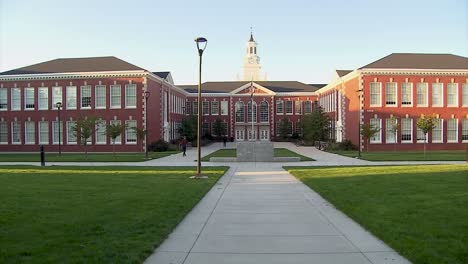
<box><xmin>286</xmin><ymin>165</ymin><xmax>468</xmax><ymax>264</ymax></box>
<box><xmin>201</xmin><ymin>148</ymin><xmax>314</xmax><ymax>161</ymax></box>
<box><xmin>328</xmin><ymin>150</ymin><xmax>466</xmax><ymax>161</ymax></box>
<box><xmin>0</xmin><ymin>166</ymin><xmax>228</xmax><ymax>263</ymax></box>
<box><xmin>0</xmin><ymin>151</ymin><xmax>179</xmax><ymax>162</ymax></box>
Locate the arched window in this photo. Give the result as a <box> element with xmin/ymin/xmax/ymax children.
<box><xmin>254</xmin><ymin>47</ymin><xmax>257</xmax><ymax>54</ymax></box>
<box><xmin>250</xmin><ymin>47</ymin><xmax>253</xmax><ymax>54</ymax></box>
<box><xmin>247</xmin><ymin>101</ymin><xmax>257</xmax><ymax>123</ymax></box>
<box><xmin>235</xmin><ymin>101</ymin><xmax>245</xmax><ymax>123</ymax></box>
<box><xmin>260</xmin><ymin>101</ymin><xmax>269</xmax><ymax>122</ymax></box>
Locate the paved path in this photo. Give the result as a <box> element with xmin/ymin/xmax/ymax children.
<box><xmin>144</xmin><ymin>163</ymin><xmax>411</xmax><ymax>264</ymax></box>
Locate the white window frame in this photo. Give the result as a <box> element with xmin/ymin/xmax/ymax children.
<box><xmin>385</xmin><ymin>118</ymin><xmax>397</xmax><ymax>143</ymax></box>
<box><xmin>125</xmin><ymin>84</ymin><xmax>137</xmax><ymax>109</ymax></box>
<box><xmin>52</xmin><ymin>121</ymin><xmax>63</xmax><ymax>145</ymax></box>
<box><xmin>202</xmin><ymin>101</ymin><xmax>209</xmax><ymax>115</ymax></box>
<box><xmin>370</xmin><ymin>82</ymin><xmax>382</xmax><ymax>107</ymax></box>
<box><xmin>67</xmin><ymin>121</ymin><xmax>77</xmax><ymax>144</ymax></box>
<box><xmin>25</xmin><ymin>121</ymin><xmax>35</xmax><ymax>144</ymax></box>
<box><xmin>125</xmin><ymin>120</ymin><xmax>137</xmax><ymax>144</ymax></box>
<box><xmin>432</xmin><ymin>119</ymin><xmax>443</xmax><ymax>143</ymax></box>
<box><xmin>447</xmin><ymin>83</ymin><xmax>458</xmax><ymax>107</ymax></box>
<box><xmin>39</xmin><ymin>121</ymin><xmax>49</xmax><ymax>144</ymax></box>
<box><xmin>0</xmin><ymin>88</ymin><xmax>7</xmax><ymax>111</ymax></box>
<box><xmin>110</xmin><ymin>85</ymin><xmax>121</xmax><ymax>109</ymax></box>
<box><xmin>220</xmin><ymin>101</ymin><xmax>228</xmax><ymax>115</ymax></box>
<box><xmin>304</xmin><ymin>101</ymin><xmax>312</xmax><ymax>113</ymax></box>
<box><xmin>235</xmin><ymin>101</ymin><xmax>245</xmax><ymax>123</ymax></box>
<box><xmin>401</xmin><ymin>118</ymin><xmax>413</xmax><ymax>143</ymax></box>
<box><xmin>431</xmin><ymin>83</ymin><xmax>443</xmax><ymax>107</ymax></box>
<box><xmin>24</xmin><ymin>88</ymin><xmax>35</xmax><ymax>110</ymax></box>
<box><xmin>211</xmin><ymin>101</ymin><xmax>219</xmax><ymax>115</ymax></box>
<box><xmin>95</xmin><ymin>85</ymin><xmax>106</xmax><ymax>109</ymax></box>
<box><xmin>463</xmin><ymin>83</ymin><xmax>468</xmax><ymax>107</ymax></box>
<box><xmin>285</xmin><ymin>100</ymin><xmax>293</xmax><ymax>114</ymax></box>
<box><xmin>447</xmin><ymin>119</ymin><xmax>458</xmax><ymax>143</ymax></box>
<box><xmin>80</xmin><ymin>85</ymin><xmax>91</xmax><ymax>109</ymax></box>
<box><xmin>11</xmin><ymin>121</ymin><xmax>21</xmax><ymax>144</ymax></box>
<box><xmin>52</xmin><ymin>87</ymin><xmax>62</xmax><ymax>107</ymax></box>
<box><xmin>66</xmin><ymin>86</ymin><xmax>77</xmax><ymax>110</ymax></box>
<box><xmin>95</xmin><ymin>120</ymin><xmax>107</xmax><ymax>144</ymax></box>
<box><xmin>260</xmin><ymin>101</ymin><xmax>269</xmax><ymax>123</ymax></box>
<box><xmin>38</xmin><ymin>87</ymin><xmax>48</xmax><ymax>110</ymax></box>
<box><xmin>110</xmin><ymin>120</ymin><xmax>122</xmax><ymax>145</ymax></box>
<box><xmin>416</xmin><ymin>82</ymin><xmax>428</xmax><ymax>107</ymax></box>
<box><xmin>0</xmin><ymin>121</ymin><xmax>8</xmax><ymax>144</ymax></box>
<box><xmin>385</xmin><ymin>82</ymin><xmax>397</xmax><ymax>106</ymax></box>
<box><xmin>416</xmin><ymin>127</ymin><xmax>426</xmax><ymax>143</ymax></box>
<box><xmin>276</xmin><ymin>100</ymin><xmax>284</xmax><ymax>114</ymax></box>
<box><xmin>462</xmin><ymin>118</ymin><xmax>468</xmax><ymax>142</ymax></box>
<box><xmin>11</xmin><ymin>88</ymin><xmax>21</xmax><ymax>111</ymax></box>
<box><xmin>401</xmin><ymin>82</ymin><xmax>413</xmax><ymax>106</ymax></box>
<box><xmin>295</xmin><ymin>100</ymin><xmax>302</xmax><ymax>114</ymax></box>
<box><xmin>370</xmin><ymin>118</ymin><xmax>382</xmax><ymax>143</ymax></box>
<box><xmin>247</xmin><ymin>101</ymin><xmax>257</xmax><ymax>123</ymax></box>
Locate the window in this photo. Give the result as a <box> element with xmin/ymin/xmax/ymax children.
<box><xmin>285</xmin><ymin>100</ymin><xmax>293</xmax><ymax>114</ymax></box>
<box><xmin>447</xmin><ymin>83</ymin><xmax>458</xmax><ymax>107</ymax></box>
<box><xmin>0</xmin><ymin>88</ymin><xmax>7</xmax><ymax>110</ymax></box>
<box><xmin>370</xmin><ymin>118</ymin><xmax>381</xmax><ymax>143</ymax></box>
<box><xmin>25</xmin><ymin>88</ymin><xmax>35</xmax><ymax>110</ymax></box>
<box><xmin>247</xmin><ymin>101</ymin><xmax>257</xmax><ymax>123</ymax></box>
<box><xmin>221</xmin><ymin>101</ymin><xmax>228</xmax><ymax>115</ymax></box>
<box><xmin>202</xmin><ymin>101</ymin><xmax>209</xmax><ymax>115</ymax></box>
<box><xmin>0</xmin><ymin>121</ymin><xmax>7</xmax><ymax>143</ymax></box>
<box><xmin>416</xmin><ymin>83</ymin><xmax>428</xmax><ymax>106</ymax></box>
<box><xmin>295</xmin><ymin>121</ymin><xmax>302</xmax><ymax>136</ymax></box>
<box><xmin>125</xmin><ymin>120</ymin><xmax>137</xmax><ymax>143</ymax></box>
<box><xmin>295</xmin><ymin>100</ymin><xmax>302</xmax><ymax>114</ymax></box>
<box><xmin>52</xmin><ymin>87</ymin><xmax>62</xmax><ymax>107</ymax></box>
<box><xmin>202</xmin><ymin>122</ymin><xmax>209</xmax><ymax>135</ymax></box>
<box><xmin>39</xmin><ymin>121</ymin><xmax>49</xmax><ymax>144</ymax></box>
<box><xmin>67</xmin><ymin>121</ymin><xmax>77</xmax><ymax>144</ymax></box>
<box><xmin>95</xmin><ymin>85</ymin><xmax>106</xmax><ymax>108</ymax></box>
<box><xmin>125</xmin><ymin>84</ymin><xmax>136</xmax><ymax>108</ymax></box>
<box><xmin>95</xmin><ymin>120</ymin><xmax>107</xmax><ymax>144</ymax></box>
<box><xmin>463</xmin><ymin>119</ymin><xmax>468</xmax><ymax>141</ymax></box>
<box><xmin>432</xmin><ymin>119</ymin><xmax>442</xmax><ymax>143</ymax></box>
<box><xmin>370</xmin><ymin>82</ymin><xmax>381</xmax><ymax>106</ymax></box>
<box><xmin>11</xmin><ymin>88</ymin><xmax>21</xmax><ymax>110</ymax></box>
<box><xmin>432</xmin><ymin>83</ymin><xmax>443</xmax><ymax>107</ymax></box>
<box><xmin>222</xmin><ymin>121</ymin><xmax>228</xmax><ymax>135</ymax></box>
<box><xmin>211</xmin><ymin>101</ymin><xmax>219</xmax><ymax>115</ymax></box>
<box><xmin>401</xmin><ymin>82</ymin><xmax>412</xmax><ymax>106</ymax></box>
<box><xmin>287</xmin><ymin>121</ymin><xmax>293</xmax><ymax>135</ymax></box>
<box><xmin>260</xmin><ymin>101</ymin><xmax>269</xmax><ymax>122</ymax></box>
<box><xmin>447</xmin><ymin>119</ymin><xmax>457</xmax><ymax>143</ymax></box>
<box><xmin>39</xmin><ymin>87</ymin><xmax>48</xmax><ymax>110</ymax></box>
<box><xmin>110</xmin><ymin>120</ymin><xmax>122</xmax><ymax>144</ymax></box>
<box><xmin>11</xmin><ymin>121</ymin><xmax>21</xmax><ymax>144</ymax></box>
<box><xmin>25</xmin><ymin>121</ymin><xmax>35</xmax><ymax>144</ymax></box>
<box><xmin>110</xmin><ymin>85</ymin><xmax>121</xmax><ymax>108</ymax></box>
<box><xmin>304</xmin><ymin>101</ymin><xmax>312</xmax><ymax>113</ymax></box>
<box><xmin>235</xmin><ymin>101</ymin><xmax>245</xmax><ymax>123</ymax></box>
<box><xmin>185</xmin><ymin>101</ymin><xmax>191</xmax><ymax>115</ymax></box>
<box><xmin>385</xmin><ymin>118</ymin><xmax>397</xmax><ymax>143</ymax></box>
<box><xmin>66</xmin><ymin>86</ymin><xmax>77</xmax><ymax>109</ymax></box>
<box><xmin>417</xmin><ymin>127</ymin><xmax>425</xmax><ymax>143</ymax></box>
<box><xmin>463</xmin><ymin>84</ymin><xmax>468</xmax><ymax>107</ymax></box>
<box><xmin>52</xmin><ymin>121</ymin><xmax>63</xmax><ymax>144</ymax></box>
<box><xmin>276</xmin><ymin>100</ymin><xmax>284</xmax><ymax>114</ymax></box>
<box><xmin>193</xmin><ymin>101</ymin><xmax>198</xmax><ymax>115</ymax></box>
<box><xmin>385</xmin><ymin>82</ymin><xmax>397</xmax><ymax>105</ymax></box>
<box><xmin>401</xmin><ymin>118</ymin><xmax>412</xmax><ymax>143</ymax></box>
<box><xmin>81</xmin><ymin>86</ymin><xmax>91</xmax><ymax>108</ymax></box>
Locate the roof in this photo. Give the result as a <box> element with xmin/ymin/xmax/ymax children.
<box><xmin>308</xmin><ymin>84</ymin><xmax>327</xmax><ymax>89</ymax></box>
<box><xmin>152</xmin><ymin>72</ymin><xmax>170</xmax><ymax>79</ymax></box>
<box><xmin>249</xmin><ymin>33</ymin><xmax>255</xmax><ymax>42</ymax></box>
<box><xmin>178</xmin><ymin>81</ymin><xmax>320</xmax><ymax>94</ymax></box>
<box><xmin>336</xmin><ymin>70</ymin><xmax>352</xmax><ymax>77</ymax></box>
<box><xmin>0</xmin><ymin>56</ymin><xmax>145</xmax><ymax>75</ymax></box>
<box><xmin>360</xmin><ymin>53</ymin><xmax>468</xmax><ymax>70</ymax></box>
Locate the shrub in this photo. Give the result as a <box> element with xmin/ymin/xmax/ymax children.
<box><xmin>148</xmin><ymin>139</ymin><xmax>169</xmax><ymax>152</ymax></box>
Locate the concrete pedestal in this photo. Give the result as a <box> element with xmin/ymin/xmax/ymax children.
<box><xmin>237</xmin><ymin>141</ymin><xmax>274</xmax><ymax>162</ymax></box>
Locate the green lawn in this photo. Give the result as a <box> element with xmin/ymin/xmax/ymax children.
<box><xmin>0</xmin><ymin>166</ymin><xmax>228</xmax><ymax>263</ymax></box>
<box><xmin>329</xmin><ymin>150</ymin><xmax>466</xmax><ymax>161</ymax></box>
<box><xmin>0</xmin><ymin>151</ymin><xmax>179</xmax><ymax>162</ymax></box>
<box><xmin>285</xmin><ymin>165</ymin><xmax>468</xmax><ymax>264</ymax></box>
<box><xmin>201</xmin><ymin>148</ymin><xmax>314</xmax><ymax>161</ymax></box>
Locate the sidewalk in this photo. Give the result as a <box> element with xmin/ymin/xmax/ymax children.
<box><xmin>144</xmin><ymin>163</ymin><xmax>411</xmax><ymax>264</ymax></box>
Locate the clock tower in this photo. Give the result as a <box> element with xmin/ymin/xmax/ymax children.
<box><xmin>243</xmin><ymin>32</ymin><xmax>264</xmax><ymax>81</ymax></box>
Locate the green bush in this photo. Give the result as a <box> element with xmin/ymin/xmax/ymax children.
<box><xmin>148</xmin><ymin>139</ymin><xmax>169</xmax><ymax>152</ymax></box>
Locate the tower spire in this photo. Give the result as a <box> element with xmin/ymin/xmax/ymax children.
<box><xmin>249</xmin><ymin>26</ymin><xmax>254</xmax><ymax>42</ymax></box>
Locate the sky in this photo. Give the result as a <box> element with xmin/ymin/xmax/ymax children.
<box><xmin>0</xmin><ymin>0</ymin><xmax>467</xmax><ymax>85</ymax></box>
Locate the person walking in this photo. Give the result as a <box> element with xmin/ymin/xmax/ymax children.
<box><xmin>223</xmin><ymin>135</ymin><xmax>227</xmax><ymax>147</ymax></box>
<box><xmin>181</xmin><ymin>136</ymin><xmax>188</xmax><ymax>156</ymax></box>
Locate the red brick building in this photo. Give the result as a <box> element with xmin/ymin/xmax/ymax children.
<box><xmin>317</xmin><ymin>53</ymin><xmax>468</xmax><ymax>151</ymax></box>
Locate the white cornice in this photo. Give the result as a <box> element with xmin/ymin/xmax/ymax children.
<box><xmin>186</xmin><ymin>93</ymin><xmax>231</xmax><ymax>97</ymax></box>
<box><xmin>147</xmin><ymin>73</ymin><xmax>189</xmax><ymax>96</ymax></box>
<box><xmin>0</xmin><ymin>70</ymin><xmax>147</xmax><ymax>81</ymax></box>
<box><xmin>316</xmin><ymin>70</ymin><xmax>360</xmax><ymax>94</ymax></box>
<box><xmin>230</xmin><ymin>82</ymin><xmax>276</xmax><ymax>95</ymax></box>
<box><xmin>361</xmin><ymin>68</ymin><xmax>468</xmax><ymax>75</ymax></box>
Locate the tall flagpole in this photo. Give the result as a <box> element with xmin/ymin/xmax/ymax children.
<box><xmin>250</xmin><ymin>79</ymin><xmax>254</xmax><ymax>141</ymax></box>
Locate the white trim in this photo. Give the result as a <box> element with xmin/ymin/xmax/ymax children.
<box><xmin>401</xmin><ymin>118</ymin><xmax>413</xmax><ymax>144</ymax></box>
<box><xmin>416</xmin><ymin>82</ymin><xmax>428</xmax><ymax>107</ymax></box>
<box><xmin>432</xmin><ymin>119</ymin><xmax>443</xmax><ymax>143</ymax></box>
<box><xmin>369</xmin><ymin>82</ymin><xmax>382</xmax><ymax>107</ymax></box>
<box><xmin>401</xmin><ymin>82</ymin><xmax>413</xmax><ymax>107</ymax></box>
<box><xmin>230</xmin><ymin>82</ymin><xmax>276</xmax><ymax>96</ymax></box>
<box><xmin>370</xmin><ymin>118</ymin><xmax>382</xmax><ymax>143</ymax></box>
<box><xmin>0</xmin><ymin>70</ymin><xmax>147</xmax><ymax>81</ymax></box>
<box><xmin>446</xmin><ymin>83</ymin><xmax>458</xmax><ymax>107</ymax></box>
<box><xmin>385</xmin><ymin>82</ymin><xmax>398</xmax><ymax>107</ymax></box>
<box><xmin>447</xmin><ymin>119</ymin><xmax>458</xmax><ymax>143</ymax></box>
<box><xmin>431</xmin><ymin>83</ymin><xmax>444</xmax><ymax>107</ymax></box>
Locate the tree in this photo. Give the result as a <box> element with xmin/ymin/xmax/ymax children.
<box><xmin>73</xmin><ymin>116</ymin><xmax>98</xmax><ymax>160</ymax></box>
<box><xmin>178</xmin><ymin>115</ymin><xmax>197</xmax><ymax>142</ymax></box>
<box><xmin>133</xmin><ymin>127</ymin><xmax>146</xmax><ymax>153</ymax></box>
<box><xmin>360</xmin><ymin>123</ymin><xmax>380</xmax><ymax>152</ymax></box>
<box><xmin>212</xmin><ymin>118</ymin><xmax>225</xmax><ymax>139</ymax></box>
<box><xmin>302</xmin><ymin>106</ymin><xmax>330</xmax><ymax>145</ymax></box>
<box><xmin>417</xmin><ymin>114</ymin><xmax>437</xmax><ymax>159</ymax></box>
<box><xmin>106</xmin><ymin>122</ymin><xmax>126</xmax><ymax>157</ymax></box>
<box><xmin>388</xmin><ymin>116</ymin><xmax>399</xmax><ymax>151</ymax></box>
<box><xmin>278</xmin><ymin>117</ymin><xmax>290</xmax><ymax>140</ymax></box>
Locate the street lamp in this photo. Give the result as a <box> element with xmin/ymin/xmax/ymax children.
<box><xmin>194</xmin><ymin>37</ymin><xmax>207</xmax><ymax>179</ymax></box>
<box><xmin>55</xmin><ymin>102</ymin><xmax>62</xmax><ymax>155</ymax></box>
<box><xmin>144</xmin><ymin>90</ymin><xmax>150</xmax><ymax>160</ymax></box>
<box><xmin>356</xmin><ymin>89</ymin><xmax>363</xmax><ymax>158</ymax></box>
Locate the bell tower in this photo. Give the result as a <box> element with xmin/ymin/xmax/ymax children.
<box><xmin>243</xmin><ymin>31</ymin><xmax>263</xmax><ymax>81</ymax></box>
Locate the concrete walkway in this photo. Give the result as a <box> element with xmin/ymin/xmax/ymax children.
<box><xmin>144</xmin><ymin>163</ymin><xmax>411</xmax><ymax>264</ymax></box>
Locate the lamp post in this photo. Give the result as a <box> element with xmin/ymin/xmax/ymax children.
<box><xmin>194</xmin><ymin>37</ymin><xmax>207</xmax><ymax>178</ymax></box>
<box><xmin>144</xmin><ymin>90</ymin><xmax>150</xmax><ymax>160</ymax></box>
<box><xmin>357</xmin><ymin>89</ymin><xmax>363</xmax><ymax>158</ymax></box>
<box><xmin>55</xmin><ymin>102</ymin><xmax>62</xmax><ymax>155</ymax></box>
